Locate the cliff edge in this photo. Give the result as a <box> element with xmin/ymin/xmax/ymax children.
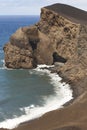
<box><xmin>2</xmin><ymin>3</ymin><xmax>87</xmax><ymax>130</ymax></box>
<box><xmin>4</xmin><ymin>3</ymin><xmax>87</xmax><ymax>95</ymax></box>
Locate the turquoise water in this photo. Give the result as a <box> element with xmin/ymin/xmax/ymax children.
<box><xmin>0</xmin><ymin>16</ymin><xmax>73</xmax><ymax>129</ymax></box>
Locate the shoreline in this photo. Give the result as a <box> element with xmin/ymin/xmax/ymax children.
<box><xmin>12</xmin><ymin>76</ymin><xmax>87</xmax><ymax>130</ymax></box>
<box><xmin>1</xmin><ymin>3</ymin><xmax>87</xmax><ymax>130</ymax></box>
<box><xmin>10</xmin><ymin>76</ymin><xmax>87</xmax><ymax>130</ymax></box>
<box><xmin>0</xmin><ymin>66</ymin><xmax>85</xmax><ymax>130</ymax></box>
<box><xmin>0</xmin><ymin>65</ymin><xmax>73</xmax><ymax>130</ymax></box>
<box><xmin>0</xmin><ymin>66</ymin><xmax>87</xmax><ymax>130</ymax></box>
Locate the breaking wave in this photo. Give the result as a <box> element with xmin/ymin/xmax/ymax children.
<box><xmin>0</xmin><ymin>64</ymin><xmax>73</xmax><ymax>129</ymax></box>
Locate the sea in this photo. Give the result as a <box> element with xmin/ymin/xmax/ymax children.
<box><xmin>0</xmin><ymin>15</ymin><xmax>73</xmax><ymax>129</ymax></box>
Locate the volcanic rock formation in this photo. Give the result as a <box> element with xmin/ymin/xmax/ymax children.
<box><xmin>4</xmin><ymin>3</ymin><xmax>87</xmax><ymax>87</ymax></box>
<box><xmin>3</xmin><ymin>3</ymin><xmax>87</xmax><ymax>130</ymax></box>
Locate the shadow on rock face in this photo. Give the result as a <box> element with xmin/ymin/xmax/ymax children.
<box><xmin>53</xmin><ymin>126</ymin><xmax>81</xmax><ymax>130</ymax></box>
<box><xmin>53</xmin><ymin>52</ymin><xmax>67</xmax><ymax>64</ymax></box>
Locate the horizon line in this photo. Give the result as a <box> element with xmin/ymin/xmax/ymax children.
<box><xmin>0</xmin><ymin>14</ymin><xmax>40</xmax><ymax>16</ymax></box>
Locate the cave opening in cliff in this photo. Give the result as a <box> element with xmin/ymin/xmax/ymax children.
<box><xmin>29</xmin><ymin>39</ymin><xmax>39</xmax><ymax>50</ymax></box>
<box><xmin>53</xmin><ymin>52</ymin><xmax>67</xmax><ymax>64</ymax></box>
<box><xmin>29</xmin><ymin>40</ymin><xmax>37</xmax><ymax>50</ymax></box>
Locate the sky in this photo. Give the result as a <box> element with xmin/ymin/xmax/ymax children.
<box><xmin>0</xmin><ymin>0</ymin><xmax>87</xmax><ymax>15</ymax></box>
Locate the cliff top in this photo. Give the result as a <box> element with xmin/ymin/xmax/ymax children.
<box><xmin>45</xmin><ymin>3</ymin><xmax>87</xmax><ymax>24</ymax></box>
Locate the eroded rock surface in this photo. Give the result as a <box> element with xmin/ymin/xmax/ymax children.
<box><xmin>4</xmin><ymin>4</ymin><xmax>87</xmax><ymax>84</ymax></box>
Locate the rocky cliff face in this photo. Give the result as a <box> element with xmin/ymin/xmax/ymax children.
<box><xmin>4</xmin><ymin>4</ymin><xmax>87</xmax><ymax>83</ymax></box>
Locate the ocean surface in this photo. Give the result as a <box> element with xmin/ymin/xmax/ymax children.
<box><xmin>0</xmin><ymin>15</ymin><xmax>73</xmax><ymax>129</ymax></box>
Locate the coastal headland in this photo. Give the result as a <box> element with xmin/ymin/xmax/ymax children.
<box><xmin>2</xmin><ymin>3</ymin><xmax>87</xmax><ymax>130</ymax></box>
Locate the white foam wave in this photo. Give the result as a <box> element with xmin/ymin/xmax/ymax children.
<box><xmin>29</xmin><ymin>64</ymin><xmax>54</xmax><ymax>75</ymax></box>
<box><xmin>0</xmin><ymin>66</ymin><xmax>13</xmax><ymax>70</ymax></box>
<box><xmin>0</xmin><ymin>59</ymin><xmax>5</xmax><ymax>70</ymax></box>
<box><xmin>1</xmin><ymin>59</ymin><xmax>5</xmax><ymax>63</ymax></box>
<box><xmin>0</xmin><ymin>60</ymin><xmax>14</xmax><ymax>70</ymax></box>
<box><xmin>0</xmin><ymin>64</ymin><xmax>73</xmax><ymax>129</ymax></box>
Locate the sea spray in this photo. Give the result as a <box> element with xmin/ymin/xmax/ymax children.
<box><xmin>0</xmin><ymin>64</ymin><xmax>73</xmax><ymax>129</ymax></box>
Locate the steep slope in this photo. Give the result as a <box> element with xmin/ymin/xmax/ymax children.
<box><xmin>4</xmin><ymin>3</ymin><xmax>87</xmax><ymax>88</ymax></box>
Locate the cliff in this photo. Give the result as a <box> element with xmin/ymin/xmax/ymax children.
<box><xmin>2</xmin><ymin>3</ymin><xmax>87</xmax><ymax>130</ymax></box>
<box><xmin>4</xmin><ymin>4</ymin><xmax>87</xmax><ymax>90</ymax></box>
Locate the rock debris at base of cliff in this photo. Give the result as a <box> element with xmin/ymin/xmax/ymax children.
<box><xmin>3</xmin><ymin>3</ymin><xmax>87</xmax><ymax>88</ymax></box>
